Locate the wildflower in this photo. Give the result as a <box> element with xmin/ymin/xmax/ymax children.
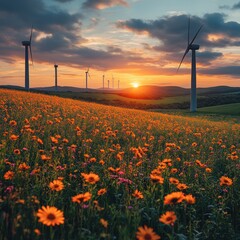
<box><xmin>150</xmin><ymin>174</ymin><xmax>164</xmax><ymax>184</ymax></box>
<box><xmin>9</xmin><ymin>120</ymin><xmax>17</xmax><ymax>126</ymax></box>
<box><xmin>132</xmin><ymin>190</ymin><xmax>144</xmax><ymax>199</ymax></box>
<box><xmin>36</xmin><ymin>206</ymin><xmax>64</xmax><ymax>226</ymax></box>
<box><xmin>169</xmin><ymin>177</ymin><xmax>179</xmax><ymax>185</ymax></box>
<box><xmin>10</xmin><ymin>134</ymin><xmax>19</xmax><ymax>141</ymax></box>
<box><xmin>72</xmin><ymin>192</ymin><xmax>92</xmax><ymax>204</ymax></box>
<box><xmin>220</xmin><ymin>176</ymin><xmax>233</xmax><ymax>186</ymax></box>
<box><xmin>81</xmin><ymin>172</ymin><xmax>100</xmax><ymax>184</ymax></box>
<box><xmin>205</xmin><ymin>168</ymin><xmax>212</xmax><ymax>173</ymax></box>
<box><xmin>34</xmin><ymin>229</ymin><xmax>41</xmax><ymax>236</ymax></box>
<box><xmin>13</xmin><ymin>149</ymin><xmax>21</xmax><ymax>155</ymax></box>
<box><xmin>184</xmin><ymin>194</ymin><xmax>196</xmax><ymax>204</ymax></box>
<box><xmin>41</xmin><ymin>155</ymin><xmax>51</xmax><ymax>161</ymax></box>
<box><xmin>159</xmin><ymin>211</ymin><xmax>177</xmax><ymax>225</ymax></box>
<box><xmin>171</xmin><ymin>168</ymin><xmax>178</xmax><ymax>174</ymax></box>
<box><xmin>163</xmin><ymin>192</ymin><xmax>184</xmax><ymax>205</ymax></box>
<box><xmin>97</xmin><ymin>188</ymin><xmax>107</xmax><ymax>196</ymax></box>
<box><xmin>100</xmin><ymin>218</ymin><xmax>108</xmax><ymax>228</ymax></box>
<box><xmin>4</xmin><ymin>171</ymin><xmax>14</xmax><ymax>180</ymax></box>
<box><xmin>18</xmin><ymin>163</ymin><xmax>30</xmax><ymax>171</ymax></box>
<box><xmin>136</xmin><ymin>225</ymin><xmax>161</xmax><ymax>240</ymax></box>
<box><xmin>176</xmin><ymin>183</ymin><xmax>188</xmax><ymax>190</ymax></box>
<box><xmin>49</xmin><ymin>180</ymin><xmax>64</xmax><ymax>192</ymax></box>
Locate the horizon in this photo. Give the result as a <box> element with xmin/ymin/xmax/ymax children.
<box><xmin>1</xmin><ymin>0</ymin><xmax>240</xmax><ymax>89</ymax></box>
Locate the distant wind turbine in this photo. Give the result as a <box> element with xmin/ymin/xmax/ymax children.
<box><xmin>54</xmin><ymin>64</ymin><xmax>58</xmax><ymax>91</ymax></box>
<box><xmin>108</xmin><ymin>79</ymin><xmax>110</xmax><ymax>89</ymax></box>
<box><xmin>22</xmin><ymin>27</ymin><xmax>33</xmax><ymax>90</ymax></box>
<box><xmin>178</xmin><ymin>18</ymin><xmax>203</xmax><ymax>112</ymax></box>
<box><xmin>103</xmin><ymin>74</ymin><xmax>105</xmax><ymax>89</ymax></box>
<box><xmin>85</xmin><ymin>68</ymin><xmax>91</xmax><ymax>90</ymax></box>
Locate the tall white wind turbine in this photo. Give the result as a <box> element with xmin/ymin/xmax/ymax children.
<box><xmin>178</xmin><ymin>18</ymin><xmax>203</xmax><ymax>112</ymax></box>
<box><xmin>54</xmin><ymin>64</ymin><xmax>58</xmax><ymax>91</ymax></box>
<box><xmin>22</xmin><ymin>27</ymin><xmax>33</xmax><ymax>90</ymax></box>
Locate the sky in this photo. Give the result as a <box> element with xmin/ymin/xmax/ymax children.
<box><xmin>1</xmin><ymin>0</ymin><xmax>240</xmax><ymax>89</ymax></box>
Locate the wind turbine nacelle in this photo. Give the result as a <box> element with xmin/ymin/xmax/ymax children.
<box><xmin>54</xmin><ymin>64</ymin><xmax>58</xmax><ymax>68</ymax></box>
<box><xmin>190</xmin><ymin>44</ymin><xmax>200</xmax><ymax>50</ymax></box>
<box><xmin>22</xmin><ymin>41</ymin><xmax>30</xmax><ymax>46</ymax></box>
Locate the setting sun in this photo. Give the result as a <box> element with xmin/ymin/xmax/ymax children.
<box><xmin>132</xmin><ymin>82</ymin><xmax>139</xmax><ymax>88</ymax></box>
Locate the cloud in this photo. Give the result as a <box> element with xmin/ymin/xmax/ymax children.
<box><xmin>117</xmin><ymin>13</ymin><xmax>240</xmax><ymax>63</ymax></box>
<box><xmin>82</xmin><ymin>0</ymin><xmax>128</xmax><ymax>9</ymax></box>
<box><xmin>53</xmin><ymin>0</ymin><xmax>74</xmax><ymax>2</ymax></box>
<box><xmin>200</xmin><ymin>66</ymin><xmax>240</xmax><ymax>77</ymax></box>
<box><xmin>232</xmin><ymin>1</ymin><xmax>240</xmax><ymax>9</ymax></box>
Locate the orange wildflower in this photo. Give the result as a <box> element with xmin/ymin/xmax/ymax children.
<box><xmin>13</xmin><ymin>149</ymin><xmax>21</xmax><ymax>155</ymax></box>
<box><xmin>72</xmin><ymin>192</ymin><xmax>92</xmax><ymax>204</ymax></box>
<box><xmin>18</xmin><ymin>163</ymin><xmax>30</xmax><ymax>171</ymax></box>
<box><xmin>169</xmin><ymin>177</ymin><xmax>179</xmax><ymax>185</ymax></box>
<box><xmin>9</xmin><ymin>120</ymin><xmax>17</xmax><ymax>126</ymax></box>
<box><xmin>184</xmin><ymin>194</ymin><xmax>196</xmax><ymax>204</ymax></box>
<box><xmin>159</xmin><ymin>211</ymin><xmax>177</xmax><ymax>225</ymax></box>
<box><xmin>100</xmin><ymin>218</ymin><xmax>108</xmax><ymax>228</ymax></box>
<box><xmin>220</xmin><ymin>176</ymin><xmax>233</xmax><ymax>186</ymax></box>
<box><xmin>132</xmin><ymin>190</ymin><xmax>144</xmax><ymax>199</ymax></box>
<box><xmin>4</xmin><ymin>171</ymin><xmax>14</xmax><ymax>180</ymax></box>
<box><xmin>97</xmin><ymin>188</ymin><xmax>107</xmax><ymax>196</ymax></box>
<box><xmin>136</xmin><ymin>225</ymin><xmax>161</xmax><ymax>240</ymax></box>
<box><xmin>10</xmin><ymin>134</ymin><xmax>19</xmax><ymax>141</ymax></box>
<box><xmin>81</xmin><ymin>172</ymin><xmax>100</xmax><ymax>184</ymax></box>
<box><xmin>49</xmin><ymin>180</ymin><xmax>64</xmax><ymax>191</ymax></box>
<box><xmin>176</xmin><ymin>183</ymin><xmax>188</xmax><ymax>190</ymax></box>
<box><xmin>150</xmin><ymin>174</ymin><xmax>164</xmax><ymax>184</ymax></box>
<box><xmin>36</xmin><ymin>206</ymin><xmax>64</xmax><ymax>226</ymax></box>
<box><xmin>164</xmin><ymin>192</ymin><xmax>184</xmax><ymax>205</ymax></box>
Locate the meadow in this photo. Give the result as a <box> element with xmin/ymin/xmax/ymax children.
<box><xmin>0</xmin><ymin>89</ymin><xmax>239</xmax><ymax>240</ymax></box>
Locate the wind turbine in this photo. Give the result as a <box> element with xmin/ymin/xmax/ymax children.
<box><xmin>108</xmin><ymin>79</ymin><xmax>110</xmax><ymax>89</ymax></box>
<box><xmin>22</xmin><ymin>27</ymin><xmax>33</xmax><ymax>90</ymax></box>
<box><xmin>54</xmin><ymin>64</ymin><xmax>58</xmax><ymax>91</ymax></box>
<box><xmin>85</xmin><ymin>68</ymin><xmax>91</xmax><ymax>90</ymax></box>
<box><xmin>102</xmin><ymin>74</ymin><xmax>105</xmax><ymax>89</ymax></box>
<box><xmin>178</xmin><ymin>18</ymin><xmax>203</xmax><ymax>112</ymax></box>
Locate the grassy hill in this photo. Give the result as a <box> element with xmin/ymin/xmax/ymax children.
<box><xmin>199</xmin><ymin>103</ymin><xmax>240</xmax><ymax>115</ymax></box>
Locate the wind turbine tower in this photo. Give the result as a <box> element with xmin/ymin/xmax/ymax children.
<box><xmin>85</xmin><ymin>68</ymin><xmax>90</xmax><ymax>90</ymax></box>
<box><xmin>54</xmin><ymin>64</ymin><xmax>58</xmax><ymax>91</ymax></box>
<box><xmin>178</xmin><ymin>18</ymin><xmax>203</xmax><ymax>112</ymax></box>
<box><xmin>22</xmin><ymin>28</ymin><xmax>33</xmax><ymax>90</ymax></box>
<box><xmin>108</xmin><ymin>80</ymin><xmax>110</xmax><ymax>89</ymax></box>
<box><xmin>103</xmin><ymin>74</ymin><xmax>105</xmax><ymax>89</ymax></box>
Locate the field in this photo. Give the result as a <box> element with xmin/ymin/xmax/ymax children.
<box><xmin>0</xmin><ymin>89</ymin><xmax>240</xmax><ymax>240</ymax></box>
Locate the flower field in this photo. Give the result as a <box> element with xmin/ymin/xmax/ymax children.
<box><xmin>0</xmin><ymin>89</ymin><xmax>239</xmax><ymax>240</ymax></box>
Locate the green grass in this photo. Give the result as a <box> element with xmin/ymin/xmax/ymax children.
<box><xmin>198</xmin><ymin>103</ymin><xmax>240</xmax><ymax>115</ymax></box>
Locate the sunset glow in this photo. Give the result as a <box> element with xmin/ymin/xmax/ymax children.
<box><xmin>132</xmin><ymin>82</ymin><xmax>139</xmax><ymax>88</ymax></box>
<box><xmin>0</xmin><ymin>0</ymin><xmax>240</xmax><ymax>89</ymax></box>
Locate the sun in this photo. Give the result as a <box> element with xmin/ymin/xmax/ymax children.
<box><xmin>132</xmin><ymin>82</ymin><xmax>139</xmax><ymax>88</ymax></box>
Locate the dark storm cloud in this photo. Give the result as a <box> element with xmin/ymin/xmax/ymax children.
<box><xmin>82</xmin><ymin>0</ymin><xmax>128</xmax><ymax>9</ymax></box>
<box><xmin>200</xmin><ymin>66</ymin><xmax>240</xmax><ymax>76</ymax></box>
<box><xmin>0</xmin><ymin>0</ymin><xmax>82</xmax><ymax>59</ymax></box>
<box><xmin>117</xmin><ymin>13</ymin><xmax>240</xmax><ymax>52</ymax></box>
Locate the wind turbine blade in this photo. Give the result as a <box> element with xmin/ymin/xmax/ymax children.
<box><xmin>188</xmin><ymin>17</ymin><xmax>190</xmax><ymax>46</ymax></box>
<box><xmin>177</xmin><ymin>46</ymin><xmax>190</xmax><ymax>71</ymax></box>
<box><xmin>88</xmin><ymin>73</ymin><xmax>91</xmax><ymax>80</ymax></box>
<box><xmin>189</xmin><ymin>24</ymin><xmax>203</xmax><ymax>46</ymax></box>
<box><xmin>29</xmin><ymin>26</ymin><xmax>33</xmax><ymax>43</ymax></box>
<box><xmin>29</xmin><ymin>45</ymin><xmax>33</xmax><ymax>66</ymax></box>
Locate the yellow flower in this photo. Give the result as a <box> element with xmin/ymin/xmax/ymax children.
<box><xmin>36</xmin><ymin>206</ymin><xmax>64</xmax><ymax>226</ymax></box>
